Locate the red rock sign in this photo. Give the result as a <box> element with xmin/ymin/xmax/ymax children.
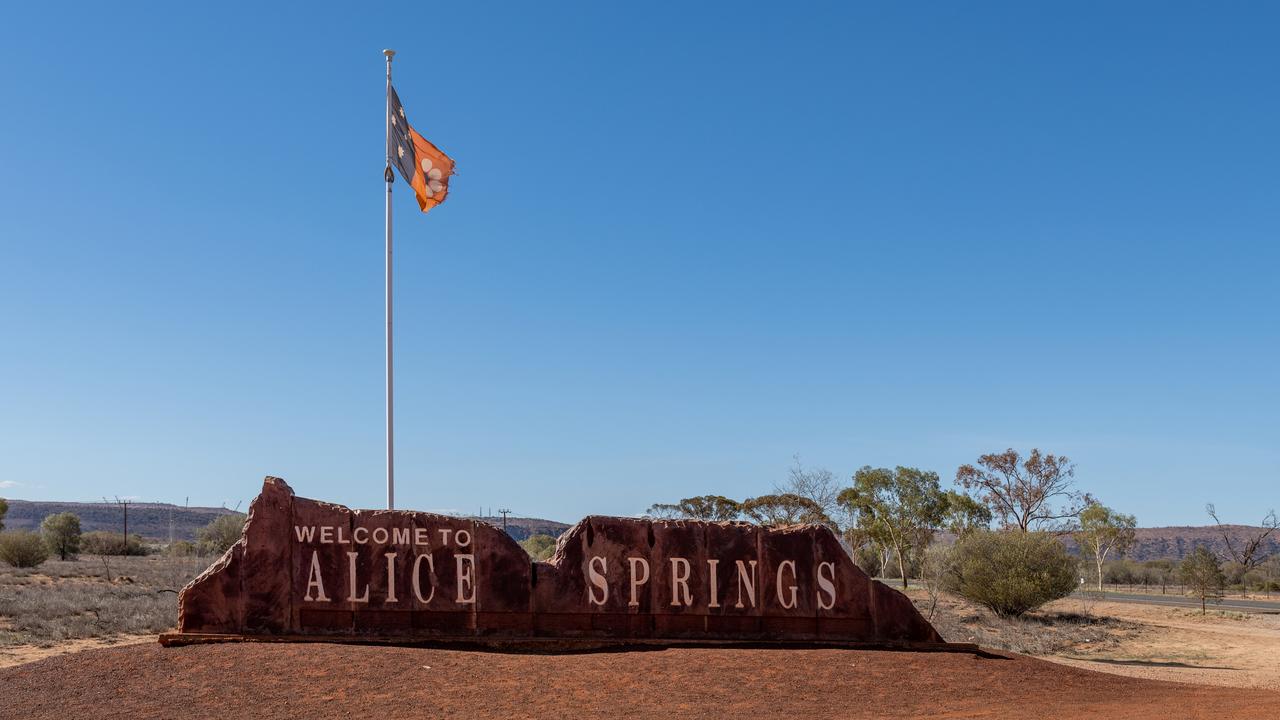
<box><xmin>176</xmin><ymin>477</ymin><xmax>942</xmax><ymax>644</ymax></box>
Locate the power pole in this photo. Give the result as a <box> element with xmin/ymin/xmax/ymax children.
<box><xmin>499</xmin><ymin>508</ymin><xmax>511</xmax><ymax>532</ymax></box>
<box><xmin>105</xmin><ymin>496</ymin><xmax>130</xmax><ymax>553</ymax></box>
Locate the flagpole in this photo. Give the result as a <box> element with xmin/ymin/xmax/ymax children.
<box><xmin>383</xmin><ymin>48</ymin><xmax>396</xmax><ymax>511</ymax></box>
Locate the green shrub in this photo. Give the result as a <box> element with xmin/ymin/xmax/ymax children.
<box><xmin>167</xmin><ymin>539</ymin><xmax>198</xmax><ymax>557</ymax></box>
<box><xmin>0</xmin><ymin>530</ymin><xmax>51</xmax><ymax>568</ymax></box>
<box><xmin>519</xmin><ymin>534</ymin><xmax>557</xmax><ymax>561</ymax></box>
<box><xmin>197</xmin><ymin>514</ymin><xmax>245</xmax><ymax>556</ymax></box>
<box><xmin>81</xmin><ymin>530</ymin><xmax>148</xmax><ymax>556</ymax></box>
<box><xmin>942</xmin><ymin>530</ymin><xmax>1078</xmax><ymax>617</ymax></box>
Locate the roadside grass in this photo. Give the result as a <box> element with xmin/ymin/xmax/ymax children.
<box><xmin>0</xmin><ymin>555</ymin><xmax>210</xmax><ymax>646</ymax></box>
<box><xmin>1169</xmin><ymin>607</ymin><xmax>1254</xmax><ymax>622</ymax></box>
<box><xmin>908</xmin><ymin>588</ymin><xmax>1142</xmax><ymax>656</ymax></box>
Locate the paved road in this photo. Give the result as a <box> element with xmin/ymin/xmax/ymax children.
<box><xmin>1077</xmin><ymin>590</ymin><xmax>1280</xmax><ymax>613</ymax></box>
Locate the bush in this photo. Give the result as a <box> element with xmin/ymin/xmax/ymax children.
<box><xmin>0</xmin><ymin>531</ymin><xmax>51</xmax><ymax>568</ymax></box>
<box><xmin>81</xmin><ymin>531</ymin><xmax>148</xmax><ymax>556</ymax></box>
<box><xmin>167</xmin><ymin>539</ymin><xmax>198</xmax><ymax>557</ymax></box>
<box><xmin>197</xmin><ymin>514</ymin><xmax>245</xmax><ymax>556</ymax></box>
<box><xmin>519</xmin><ymin>534</ymin><xmax>557</xmax><ymax>561</ymax></box>
<box><xmin>942</xmin><ymin>530</ymin><xmax>1078</xmax><ymax>617</ymax></box>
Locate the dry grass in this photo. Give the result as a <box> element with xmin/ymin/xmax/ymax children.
<box><xmin>0</xmin><ymin>555</ymin><xmax>208</xmax><ymax>646</ymax></box>
<box><xmin>908</xmin><ymin>587</ymin><xmax>1143</xmax><ymax>655</ymax></box>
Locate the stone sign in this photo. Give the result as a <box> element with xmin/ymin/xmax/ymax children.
<box><xmin>174</xmin><ymin>477</ymin><xmax>943</xmax><ymax>645</ymax></box>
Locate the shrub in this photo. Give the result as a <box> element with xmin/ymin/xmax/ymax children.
<box><xmin>197</xmin><ymin>514</ymin><xmax>245</xmax><ymax>556</ymax></box>
<box><xmin>167</xmin><ymin>539</ymin><xmax>198</xmax><ymax>557</ymax></box>
<box><xmin>81</xmin><ymin>531</ymin><xmax>148</xmax><ymax>556</ymax></box>
<box><xmin>519</xmin><ymin>534</ymin><xmax>557</xmax><ymax>561</ymax></box>
<box><xmin>0</xmin><ymin>497</ymin><xmax>7</xmax><ymax>531</ymax></box>
<box><xmin>0</xmin><ymin>530</ymin><xmax>51</xmax><ymax>568</ymax></box>
<box><xmin>942</xmin><ymin>530</ymin><xmax>1078</xmax><ymax>617</ymax></box>
<box><xmin>41</xmin><ymin>512</ymin><xmax>82</xmax><ymax>560</ymax></box>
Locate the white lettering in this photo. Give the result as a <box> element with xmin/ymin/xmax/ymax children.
<box><xmin>455</xmin><ymin>554</ymin><xmax>476</xmax><ymax>604</ymax></box>
<box><xmin>735</xmin><ymin>560</ymin><xmax>757</xmax><ymax>609</ymax></box>
<box><xmin>414</xmin><ymin>528</ymin><xmax>429</xmax><ymax>546</ymax></box>
<box><xmin>337</xmin><ymin>525</ymin><xmax>349</xmax><ymax>545</ymax></box>
<box><xmin>304</xmin><ymin>550</ymin><xmax>329</xmax><ymax>602</ymax></box>
<box><xmin>455</xmin><ymin>529</ymin><xmax>471</xmax><ymax>547</ymax></box>
<box><xmin>320</xmin><ymin>526</ymin><xmax>334</xmax><ymax>544</ymax></box>
<box><xmin>294</xmin><ymin>526</ymin><xmax>317</xmax><ymax>543</ymax></box>
<box><xmin>353</xmin><ymin>526</ymin><xmax>369</xmax><ymax>545</ymax></box>
<box><xmin>588</xmin><ymin>556</ymin><xmax>609</xmax><ymax>605</ymax></box>
<box><xmin>384</xmin><ymin>552</ymin><xmax>398</xmax><ymax>603</ymax></box>
<box><xmin>438</xmin><ymin>528</ymin><xmax>453</xmax><ymax>546</ymax></box>
<box><xmin>372</xmin><ymin>527</ymin><xmax>389</xmax><ymax>545</ymax></box>
<box><xmin>707</xmin><ymin>559</ymin><xmax>721</xmax><ymax>608</ymax></box>
<box><xmin>347</xmin><ymin>551</ymin><xmax>369</xmax><ymax>602</ymax></box>
<box><xmin>817</xmin><ymin>561</ymin><xmax>836</xmax><ymax>610</ymax></box>
<box><xmin>670</xmin><ymin>557</ymin><xmax>692</xmax><ymax>606</ymax></box>
<box><xmin>412</xmin><ymin>553</ymin><xmax>436</xmax><ymax>603</ymax></box>
<box><xmin>393</xmin><ymin>527</ymin><xmax>410</xmax><ymax>545</ymax></box>
<box><xmin>776</xmin><ymin>560</ymin><xmax>798</xmax><ymax>609</ymax></box>
<box><xmin>628</xmin><ymin>557</ymin><xmax>649</xmax><ymax>607</ymax></box>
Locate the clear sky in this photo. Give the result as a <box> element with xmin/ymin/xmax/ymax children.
<box><xmin>1</xmin><ymin>2</ymin><xmax>1276</xmax><ymax>527</ymax></box>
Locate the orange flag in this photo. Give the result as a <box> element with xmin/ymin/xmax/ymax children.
<box><xmin>389</xmin><ymin>86</ymin><xmax>455</xmax><ymax>213</ymax></box>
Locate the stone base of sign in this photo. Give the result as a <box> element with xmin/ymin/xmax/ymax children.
<box><xmin>173</xmin><ymin>477</ymin><xmax>946</xmax><ymax>646</ymax></box>
<box><xmin>158</xmin><ymin>631</ymin><xmax>983</xmax><ymax>655</ymax></box>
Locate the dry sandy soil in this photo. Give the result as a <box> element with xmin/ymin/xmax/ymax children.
<box><xmin>1041</xmin><ymin>598</ymin><xmax>1280</xmax><ymax>690</ymax></box>
<box><xmin>2</xmin><ymin>641</ymin><xmax>1278</xmax><ymax>719</ymax></box>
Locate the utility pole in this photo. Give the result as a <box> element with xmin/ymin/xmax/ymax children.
<box><xmin>105</xmin><ymin>496</ymin><xmax>130</xmax><ymax>554</ymax></box>
<box><xmin>499</xmin><ymin>508</ymin><xmax>511</xmax><ymax>532</ymax></box>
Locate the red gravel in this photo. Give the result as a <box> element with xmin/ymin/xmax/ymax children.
<box><xmin>1</xmin><ymin>642</ymin><xmax>1275</xmax><ymax>719</ymax></box>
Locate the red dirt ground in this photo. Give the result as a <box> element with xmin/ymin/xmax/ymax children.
<box><xmin>1</xmin><ymin>642</ymin><xmax>1276</xmax><ymax>719</ymax></box>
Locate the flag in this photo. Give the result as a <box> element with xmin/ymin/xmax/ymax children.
<box><xmin>388</xmin><ymin>86</ymin><xmax>455</xmax><ymax>213</ymax></box>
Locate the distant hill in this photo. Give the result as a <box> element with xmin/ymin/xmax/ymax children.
<box><xmin>1</xmin><ymin>500</ymin><xmax>243</xmax><ymax>542</ymax></box>
<box><xmin>1064</xmin><ymin>524</ymin><xmax>1280</xmax><ymax>562</ymax></box>
<box><xmin>468</xmin><ymin>516</ymin><xmax>571</xmax><ymax>542</ymax></box>
<box><xmin>0</xmin><ymin>500</ymin><xmax>572</xmax><ymax>545</ymax></box>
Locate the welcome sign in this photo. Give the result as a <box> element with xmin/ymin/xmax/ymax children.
<box><xmin>174</xmin><ymin>477</ymin><xmax>942</xmax><ymax>645</ymax></box>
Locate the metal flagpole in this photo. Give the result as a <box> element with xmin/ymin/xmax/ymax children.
<box><xmin>383</xmin><ymin>48</ymin><xmax>396</xmax><ymax>510</ymax></box>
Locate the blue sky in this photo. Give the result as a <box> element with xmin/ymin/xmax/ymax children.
<box><xmin>1</xmin><ymin>3</ymin><xmax>1276</xmax><ymax>526</ymax></box>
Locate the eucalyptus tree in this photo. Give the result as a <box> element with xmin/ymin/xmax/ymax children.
<box><xmin>1074</xmin><ymin>503</ymin><xmax>1137</xmax><ymax>592</ymax></box>
<box><xmin>838</xmin><ymin>466</ymin><xmax>948</xmax><ymax>589</ymax></box>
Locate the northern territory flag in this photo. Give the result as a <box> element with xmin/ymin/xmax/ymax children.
<box><xmin>389</xmin><ymin>87</ymin><xmax>455</xmax><ymax>213</ymax></box>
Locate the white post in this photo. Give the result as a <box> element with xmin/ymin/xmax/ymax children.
<box><xmin>383</xmin><ymin>48</ymin><xmax>396</xmax><ymax>510</ymax></box>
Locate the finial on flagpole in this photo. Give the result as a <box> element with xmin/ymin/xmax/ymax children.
<box><xmin>383</xmin><ymin>49</ymin><xmax>396</xmax><ymax>60</ymax></box>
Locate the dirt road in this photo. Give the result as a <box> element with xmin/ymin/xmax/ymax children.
<box><xmin>1043</xmin><ymin>598</ymin><xmax>1280</xmax><ymax>690</ymax></box>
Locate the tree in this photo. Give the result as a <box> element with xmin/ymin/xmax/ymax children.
<box><xmin>198</xmin><ymin>514</ymin><xmax>246</xmax><ymax>555</ymax></box>
<box><xmin>740</xmin><ymin>493</ymin><xmax>830</xmax><ymax>527</ymax></box>
<box><xmin>838</xmin><ymin>466</ymin><xmax>948</xmax><ymax>589</ymax></box>
<box><xmin>1179</xmin><ymin>546</ymin><xmax>1225</xmax><ymax>614</ymax></box>
<box><xmin>644</xmin><ymin>502</ymin><xmax>681</xmax><ymax>519</ymax></box>
<box><xmin>940</xmin><ymin>490</ymin><xmax>992</xmax><ymax>537</ymax></box>
<box><xmin>519</xmin><ymin>533</ymin><xmax>557</xmax><ymax>561</ymax></box>
<box><xmin>775</xmin><ymin>456</ymin><xmax>843</xmax><ymax>525</ymax></box>
<box><xmin>41</xmin><ymin>512</ymin><xmax>82</xmax><ymax>561</ymax></box>
<box><xmin>0</xmin><ymin>497</ymin><xmax>7</xmax><ymax>531</ymax></box>
<box><xmin>943</xmin><ymin>530</ymin><xmax>1078</xmax><ymax>617</ymax></box>
<box><xmin>1205</xmin><ymin>504</ymin><xmax>1278</xmax><ymax>574</ymax></box>
<box><xmin>955</xmin><ymin>448</ymin><xmax>1089</xmax><ymax>532</ymax></box>
<box><xmin>644</xmin><ymin>496</ymin><xmax>741</xmax><ymax>521</ymax></box>
<box><xmin>1074</xmin><ymin>503</ymin><xmax>1137</xmax><ymax>592</ymax></box>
